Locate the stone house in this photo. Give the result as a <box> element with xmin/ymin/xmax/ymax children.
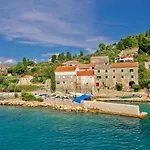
<box><xmin>90</xmin><ymin>56</ymin><xmax>109</xmax><ymax>65</ymax></box>
<box><xmin>0</xmin><ymin>66</ymin><xmax>8</xmax><ymax>74</ymax></box>
<box><xmin>18</xmin><ymin>75</ymin><xmax>33</xmax><ymax>85</ymax></box>
<box><xmin>76</xmin><ymin>70</ymin><xmax>95</xmax><ymax>94</ymax></box>
<box><xmin>145</xmin><ymin>62</ymin><xmax>150</xmax><ymax>69</ymax></box>
<box><xmin>95</xmin><ymin>62</ymin><xmax>139</xmax><ymax>90</ymax></box>
<box><xmin>55</xmin><ymin>66</ymin><xmax>78</xmax><ymax>93</ymax></box>
<box><xmin>115</xmin><ymin>56</ymin><xmax>134</xmax><ymax>63</ymax></box>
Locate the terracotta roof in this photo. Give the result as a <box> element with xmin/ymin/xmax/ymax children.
<box><xmin>77</xmin><ymin>70</ymin><xmax>94</xmax><ymax>76</ymax></box>
<box><xmin>63</xmin><ymin>60</ymin><xmax>81</xmax><ymax>65</ymax></box>
<box><xmin>0</xmin><ymin>65</ymin><xmax>8</xmax><ymax>68</ymax></box>
<box><xmin>21</xmin><ymin>75</ymin><xmax>32</xmax><ymax>78</ymax></box>
<box><xmin>111</xmin><ymin>62</ymin><xmax>139</xmax><ymax>68</ymax></box>
<box><xmin>55</xmin><ymin>66</ymin><xmax>77</xmax><ymax>72</ymax></box>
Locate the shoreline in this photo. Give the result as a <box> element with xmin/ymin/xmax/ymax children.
<box><xmin>0</xmin><ymin>98</ymin><xmax>148</xmax><ymax>118</ymax></box>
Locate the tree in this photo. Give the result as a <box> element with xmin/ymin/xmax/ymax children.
<box><xmin>98</xmin><ymin>43</ymin><xmax>106</xmax><ymax>51</ymax></box>
<box><xmin>66</xmin><ymin>52</ymin><xmax>72</xmax><ymax>60</ymax></box>
<box><xmin>80</xmin><ymin>50</ymin><xmax>84</xmax><ymax>57</ymax></box>
<box><xmin>27</xmin><ymin>59</ymin><xmax>35</xmax><ymax>66</ymax></box>
<box><xmin>139</xmin><ymin>37</ymin><xmax>150</xmax><ymax>54</ymax></box>
<box><xmin>15</xmin><ymin>62</ymin><xmax>25</xmax><ymax>75</ymax></box>
<box><xmin>52</xmin><ymin>55</ymin><xmax>57</xmax><ymax>63</ymax></box>
<box><xmin>50</xmin><ymin>67</ymin><xmax>56</xmax><ymax>92</ymax></box>
<box><xmin>146</xmin><ymin>29</ymin><xmax>150</xmax><ymax>37</ymax></box>
<box><xmin>117</xmin><ymin>41</ymin><xmax>125</xmax><ymax>50</ymax></box>
<box><xmin>58</xmin><ymin>53</ymin><xmax>65</xmax><ymax>61</ymax></box>
<box><xmin>22</xmin><ymin>57</ymin><xmax>27</xmax><ymax>72</ymax></box>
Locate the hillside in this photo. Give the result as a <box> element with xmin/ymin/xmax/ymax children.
<box><xmin>1</xmin><ymin>29</ymin><xmax>150</xmax><ymax>92</ymax></box>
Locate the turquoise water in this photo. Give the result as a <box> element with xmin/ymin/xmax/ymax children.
<box><xmin>0</xmin><ymin>104</ymin><xmax>150</xmax><ymax>150</ymax></box>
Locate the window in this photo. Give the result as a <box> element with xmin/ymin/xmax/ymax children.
<box><xmin>98</xmin><ymin>70</ymin><xmax>100</xmax><ymax>73</ymax></box>
<box><xmin>121</xmin><ymin>76</ymin><xmax>124</xmax><ymax>78</ymax></box>
<box><xmin>113</xmin><ymin>76</ymin><xmax>115</xmax><ymax>79</ymax></box>
<box><xmin>70</xmin><ymin>76</ymin><xmax>73</xmax><ymax>78</ymax></box>
<box><xmin>92</xmin><ymin>67</ymin><xmax>94</xmax><ymax>69</ymax></box>
<box><xmin>63</xmin><ymin>81</ymin><xmax>65</xmax><ymax>84</ymax></box>
<box><xmin>63</xmin><ymin>76</ymin><xmax>65</xmax><ymax>78</ymax></box>
<box><xmin>113</xmin><ymin>70</ymin><xmax>115</xmax><ymax>72</ymax></box>
<box><xmin>105</xmin><ymin>70</ymin><xmax>108</xmax><ymax>73</ymax></box>
<box><xmin>131</xmin><ymin>75</ymin><xmax>134</xmax><ymax>78</ymax></box>
<box><xmin>105</xmin><ymin>75</ymin><xmax>108</xmax><ymax>79</ymax></box>
<box><xmin>121</xmin><ymin>69</ymin><xmax>124</xmax><ymax>72</ymax></box>
<box><xmin>97</xmin><ymin>76</ymin><xmax>101</xmax><ymax>79</ymax></box>
<box><xmin>130</xmin><ymin>69</ymin><xmax>134</xmax><ymax>72</ymax></box>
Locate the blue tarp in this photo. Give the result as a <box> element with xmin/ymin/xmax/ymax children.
<box><xmin>73</xmin><ymin>94</ymin><xmax>91</xmax><ymax>103</ymax></box>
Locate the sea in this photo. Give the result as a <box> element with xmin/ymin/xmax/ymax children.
<box><xmin>0</xmin><ymin>103</ymin><xmax>150</xmax><ymax>150</ymax></box>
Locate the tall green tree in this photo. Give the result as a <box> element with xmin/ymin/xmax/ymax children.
<box><xmin>139</xmin><ymin>37</ymin><xmax>150</xmax><ymax>54</ymax></box>
<box><xmin>51</xmin><ymin>55</ymin><xmax>57</xmax><ymax>63</ymax></box>
<box><xmin>66</xmin><ymin>52</ymin><xmax>72</xmax><ymax>60</ymax></box>
<box><xmin>22</xmin><ymin>57</ymin><xmax>27</xmax><ymax>72</ymax></box>
<box><xmin>80</xmin><ymin>50</ymin><xmax>84</xmax><ymax>57</ymax></box>
<box><xmin>15</xmin><ymin>62</ymin><xmax>25</xmax><ymax>75</ymax></box>
<box><xmin>98</xmin><ymin>43</ymin><xmax>106</xmax><ymax>51</ymax></box>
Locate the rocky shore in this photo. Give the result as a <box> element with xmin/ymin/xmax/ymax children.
<box><xmin>0</xmin><ymin>98</ymin><xmax>148</xmax><ymax>118</ymax></box>
<box><xmin>0</xmin><ymin>98</ymin><xmax>85</xmax><ymax>112</ymax></box>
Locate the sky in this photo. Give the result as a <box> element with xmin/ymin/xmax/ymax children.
<box><xmin>0</xmin><ymin>0</ymin><xmax>150</xmax><ymax>65</ymax></box>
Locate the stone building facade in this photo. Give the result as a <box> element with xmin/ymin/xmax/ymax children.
<box><xmin>0</xmin><ymin>66</ymin><xmax>8</xmax><ymax>74</ymax></box>
<box><xmin>76</xmin><ymin>70</ymin><xmax>95</xmax><ymax>94</ymax></box>
<box><xmin>90</xmin><ymin>56</ymin><xmax>109</xmax><ymax>65</ymax></box>
<box><xmin>95</xmin><ymin>62</ymin><xmax>139</xmax><ymax>90</ymax></box>
<box><xmin>145</xmin><ymin>62</ymin><xmax>150</xmax><ymax>69</ymax></box>
<box><xmin>18</xmin><ymin>75</ymin><xmax>33</xmax><ymax>85</ymax></box>
<box><xmin>55</xmin><ymin>66</ymin><xmax>78</xmax><ymax>93</ymax></box>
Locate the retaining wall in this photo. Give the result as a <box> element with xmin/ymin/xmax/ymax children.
<box><xmin>83</xmin><ymin>101</ymin><xmax>140</xmax><ymax>117</ymax></box>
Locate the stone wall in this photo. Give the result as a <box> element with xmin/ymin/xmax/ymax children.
<box><xmin>83</xmin><ymin>101</ymin><xmax>140</xmax><ymax>117</ymax></box>
<box><xmin>95</xmin><ymin>67</ymin><xmax>138</xmax><ymax>90</ymax></box>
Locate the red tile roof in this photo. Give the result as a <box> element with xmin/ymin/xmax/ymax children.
<box><xmin>55</xmin><ymin>66</ymin><xmax>77</xmax><ymax>72</ymax></box>
<box><xmin>21</xmin><ymin>75</ymin><xmax>32</xmax><ymax>78</ymax></box>
<box><xmin>77</xmin><ymin>70</ymin><xmax>94</xmax><ymax>76</ymax></box>
<box><xmin>111</xmin><ymin>62</ymin><xmax>139</xmax><ymax>68</ymax></box>
<box><xmin>0</xmin><ymin>66</ymin><xmax>8</xmax><ymax>68</ymax></box>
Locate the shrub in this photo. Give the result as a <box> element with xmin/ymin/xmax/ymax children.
<box><xmin>21</xmin><ymin>92</ymin><xmax>43</xmax><ymax>102</ymax></box>
<box><xmin>116</xmin><ymin>83</ymin><xmax>123</xmax><ymax>91</ymax></box>
<box><xmin>14</xmin><ymin>93</ymin><xmax>18</xmax><ymax>99</ymax></box>
<box><xmin>133</xmin><ymin>84</ymin><xmax>141</xmax><ymax>92</ymax></box>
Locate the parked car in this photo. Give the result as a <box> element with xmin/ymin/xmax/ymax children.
<box><xmin>39</xmin><ymin>94</ymin><xmax>49</xmax><ymax>98</ymax></box>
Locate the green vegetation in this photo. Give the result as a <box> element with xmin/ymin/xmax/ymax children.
<box><xmin>116</xmin><ymin>83</ymin><xmax>123</xmax><ymax>91</ymax></box>
<box><xmin>132</xmin><ymin>84</ymin><xmax>141</xmax><ymax>92</ymax></box>
<box><xmin>19</xmin><ymin>85</ymin><xmax>39</xmax><ymax>92</ymax></box>
<box><xmin>0</xmin><ymin>75</ymin><xmax>21</xmax><ymax>92</ymax></box>
<box><xmin>21</xmin><ymin>92</ymin><xmax>43</xmax><ymax>102</ymax></box>
<box><xmin>3</xmin><ymin>29</ymin><xmax>150</xmax><ymax>91</ymax></box>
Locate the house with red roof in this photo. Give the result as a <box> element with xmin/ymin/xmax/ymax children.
<box><xmin>18</xmin><ymin>75</ymin><xmax>33</xmax><ymax>85</ymax></box>
<box><xmin>76</xmin><ymin>70</ymin><xmax>95</xmax><ymax>94</ymax></box>
<box><xmin>55</xmin><ymin>66</ymin><xmax>78</xmax><ymax>93</ymax></box>
<box><xmin>95</xmin><ymin>62</ymin><xmax>139</xmax><ymax>90</ymax></box>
